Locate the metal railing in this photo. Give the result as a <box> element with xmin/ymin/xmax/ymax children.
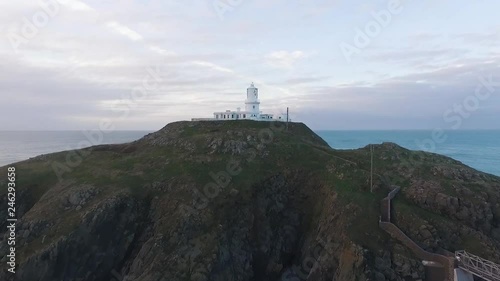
<box><xmin>456</xmin><ymin>251</ymin><xmax>500</xmax><ymax>281</ymax></box>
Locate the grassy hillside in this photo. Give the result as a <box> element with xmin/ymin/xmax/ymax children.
<box><xmin>1</xmin><ymin>120</ymin><xmax>499</xmax><ymax>281</ymax></box>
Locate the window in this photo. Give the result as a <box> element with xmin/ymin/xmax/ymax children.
<box><xmin>253</xmin><ymin>105</ymin><xmax>255</xmax><ymax>109</ymax></box>
<box><xmin>243</xmin><ymin>114</ymin><xmax>246</xmax><ymax>118</ymax></box>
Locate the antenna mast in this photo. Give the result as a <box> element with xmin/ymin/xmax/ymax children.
<box><xmin>370</xmin><ymin>144</ymin><xmax>374</xmax><ymax>193</ymax></box>
<box><xmin>286</xmin><ymin>107</ymin><xmax>289</xmax><ymax>131</ymax></box>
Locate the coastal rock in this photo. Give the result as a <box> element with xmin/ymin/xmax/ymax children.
<box><xmin>0</xmin><ymin>122</ymin><xmax>499</xmax><ymax>281</ymax></box>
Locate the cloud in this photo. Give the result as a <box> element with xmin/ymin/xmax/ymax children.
<box><xmin>452</xmin><ymin>30</ymin><xmax>500</xmax><ymax>46</ymax></box>
<box><xmin>190</xmin><ymin>60</ymin><xmax>234</xmax><ymax>74</ymax></box>
<box><xmin>290</xmin><ymin>57</ymin><xmax>500</xmax><ymax>129</ymax></box>
<box><xmin>59</xmin><ymin>0</ymin><xmax>94</xmax><ymax>11</ymax></box>
<box><xmin>283</xmin><ymin>76</ymin><xmax>331</xmax><ymax>85</ymax></box>
<box><xmin>265</xmin><ymin>50</ymin><xmax>309</xmax><ymax>69</ymax></box>
<box><xmin>1</xmin><ymin>0</ymin><xmax>500</xmax><ymax>130</ymax></box>
<box><xmin>368</xmin><ymin>48</ymin><xmax>468</xmax><ymax>62</ymax></box>
<box><xmin>149</xmin><ymin>45</ymin><xmax>175</xmax><ymax>56</ymax></box>
<box><xmin>410</xmin><ymin>32</ymin><xmax>443</xmax><ymax>41</ymax></box>
<box><xmin>106</xmin><ymin>21</ymin><xmax>143</xmax><ymax>41</ymax></box>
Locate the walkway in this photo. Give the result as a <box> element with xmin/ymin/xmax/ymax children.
<box><xmin>379</xmin><ymin>187</ymin><xmax>455</xmax><ymax>281</ymax></box>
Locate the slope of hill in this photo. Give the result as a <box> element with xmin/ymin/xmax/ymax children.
<box><xmin>1</xmin><ymin>120</ymin><xmax>499</xmax><ymax>281</ymax></box>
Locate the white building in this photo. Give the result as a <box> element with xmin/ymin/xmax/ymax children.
<box><xmin>192</xmin><ymin>83</ymin><xmax>289</xmax><ymax>122</ymax></box>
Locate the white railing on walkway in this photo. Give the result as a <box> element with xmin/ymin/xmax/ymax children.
<box><xmin>456</xmin><ymin>250</ymin><xmax>500</xmax><ymax>281</ymax></box>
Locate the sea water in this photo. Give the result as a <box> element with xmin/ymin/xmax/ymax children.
<box><xmin>316</xmin><ymin>130</ymin><xmax>500</xmax><ymax>177</ymax></box>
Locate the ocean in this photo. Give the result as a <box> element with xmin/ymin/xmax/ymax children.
<box><xmin>0</xmin><ymin>131</ymin><xmax>151</xmax><ymax>168</ymax></box>
<box><xmin>0</xmin><ymin>130</ymin><xmax>499</xmax><ymax>177</ymax></box>
<box><xmin>316</xmin><ymin>130</ymin><xmax>500</xmax><ymax>177</ymax></box>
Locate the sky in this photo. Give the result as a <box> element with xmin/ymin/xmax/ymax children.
<box><xmin>0</xmin><ymin>0</ymin><xmax>499</xmax><ymax>130</ymax></box>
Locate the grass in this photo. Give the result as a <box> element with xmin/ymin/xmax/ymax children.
<box><xmin>460</xmin><ymin>235</ymin><xmax>487</xmax><ymax>256</ymax></box>
<box><xmin>7</xmin><ymin>120</ymin><xmax>500</xmax><ymax>267</ymax></box>
<box><xmin>315</xmin><ymin>156</ymin><xmax>391</xmax><ymax>251</ymax></box>
<box><xmin>393</xmin><ymin>195</ymin><xmax>450</xmax><ymax>224</ymax></box>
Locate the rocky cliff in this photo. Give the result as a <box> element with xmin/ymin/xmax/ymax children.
<box><xmin>0</xmin><ymin>121</ymin><xmax>499</xmax><ymax>281</ymax></box>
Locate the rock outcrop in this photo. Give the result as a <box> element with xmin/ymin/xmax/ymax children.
<box><xmin>0</xmin><ymin>121</ymin><xmax>498</xmax><ymax>281</ymax></box>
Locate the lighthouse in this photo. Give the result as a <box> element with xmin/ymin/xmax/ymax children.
<box><xmin>192</xmin><ymin>82</ymin><xmax>289</xmax><ymax>122</ymax></box>
<box><xmin>245</xmin><ymin>82</ymin><xmax>260</xmax><ymax>117</ymax></box>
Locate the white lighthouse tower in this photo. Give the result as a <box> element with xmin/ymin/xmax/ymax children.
<box><xmin>194</xmin><ymin>82</ymin><xmax>286</xmax><ymax>121</ymax></box>
<box><xmin>245</xmin><ymin>82</ymin><xmax>260</xmax><ymax>118</ymax></box>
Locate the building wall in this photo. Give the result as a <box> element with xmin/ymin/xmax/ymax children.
<box><xmin>214</xmin><ymin>111</ymin><xmax>249</xmax><ymax>120</ymax></box>
<box><xmin>213</xmin><ymin>111</ymin><xmax>276</xmax><ymax>121</ymax></box>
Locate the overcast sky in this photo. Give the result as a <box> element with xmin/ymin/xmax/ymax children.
<box><xmin>1</xmin><ymin>0</ymin><xmax>499</xmax><ymax>130</ymax></box>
